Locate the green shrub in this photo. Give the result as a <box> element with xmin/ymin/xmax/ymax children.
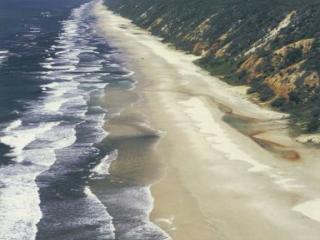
<box><xmin>197</xmin><ymin>56</ymin><xmax>234</xmax><ymax>74</ymax></box>
<box><xmin>306</xmin><ymin>117</ymin><xmax>320</xmax><ymax>132</ymax></box>
<box><xmin>259</xmin><ymin>86</ymin><xmax>275</xmax><ymax>101</ymax></box>
<box><xmin>271</xmin><ymin>96</ymin><xmax>287</xmax><ymax>108</ymax></box>
<box><xmin>285</xmin><ymin>48</ymin><xmax>303</xmax><ymax>65</ymax></box>
<box><xmin>247</xmin><ymin>78</ymin><xmax>275</xmax><ymax>101</ymax></box>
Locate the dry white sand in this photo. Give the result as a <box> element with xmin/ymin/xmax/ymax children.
<box><xmin>93</xmin><ymin>1</ymin><xmax>320</xmax><ymax>239</ymax></box>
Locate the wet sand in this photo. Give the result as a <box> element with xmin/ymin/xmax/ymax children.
<box><xmin>93</xmin><ymin>1</ymin><xmax>320</xmax><ymax>239</ymax></box>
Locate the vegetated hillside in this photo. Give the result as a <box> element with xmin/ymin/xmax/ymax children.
<box><xmin>104</xmin><ymin>0</ymin><xmax>320</xmax><ymax>134</ymax></box>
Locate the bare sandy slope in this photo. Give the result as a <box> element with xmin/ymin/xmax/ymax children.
<box><xmin>93</xmin><ymin>1</ymin><xmax>320</xmax><ymax>239</ymax></box>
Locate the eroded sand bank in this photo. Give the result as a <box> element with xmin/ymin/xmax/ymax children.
<box><xmin>93</xmin><ymin>1</ymin><xmax>320</xmax><ymax>239</ymax></box>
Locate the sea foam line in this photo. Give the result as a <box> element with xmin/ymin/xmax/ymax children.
<box><xmin>91</xmin><ymin>150</ymin><xmax>118</xmax><ymax>179</ymax></box>
<box><xmin>0</xmin><ymin>0</ymin><xmax>131</xmax><ymax>238</ymax></box>
<box><xmin>0</xmin><ymin>49</ymin><xmax>9</xmax><ymax>65</ymax></box>
<box><xmin>0</xmin><ymin>2</ymin><xmax>96</xmax><ymax>240</ymax></box>
<box><xmin>0</xmin><ymin>122</ymin><xmax>60</xmax><ymax>163</ymax></box>
<box><xmin>84</xmin><ymin>186</ymin><xmax>116</xmax><ymax>238</ymax></box>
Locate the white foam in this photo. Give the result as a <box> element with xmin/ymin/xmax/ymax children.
<box><xmin>0</xmin><ymin>165</ymin><xmax>42</xmax><ymax>240</ymax></box>
<box><xmin>91</xmin><ymin>151</ymin><xmax>118</xmax><ymax>179</ymax></box>
<box><xmin>60</xmin><ymin>75</ymin><xmax>79</xmax><ymax>81</ymax></box>
<box><xmin>122</xmin><ymin>70</ymin><xmax>135</xmax><ymax>77</ymax></box>
<box><xmin>0</xmin><ymin>123</ymin><xmax>76</xmax><ymax>240</ymax></box>
<box><xmin>109</xmin><ymin>63</ymin><xmax>120</xmax><ymax>67</ymax></box>
<box><xmin>60</xmin><ymin>95</ymin><xmax>87</xmax><ymax>110</ymax></box>
<box><xmin>0</xmin><ymin>2</ymin><xmax>121</xmax><ymax>239</ymax></box>
<box><xmin>41</xmin><ymin>80</ymin><xmax>82</xmax><ymax>114</ymax></box>
<box><xmin>41</xmin><ymin>11</ymin><xmax>52</xmax><ymax>18</ymax></box>
<box><xmin>37</xmin><ymin>125</ymin><xmax>77</xmax><ymax>149</ymax></box>
<box><xmin>43</xmin><ymin>98</ymin><xmax>68</xmax><ymax>112</ymax></box>
<box><xmin>0</xmin><ymin>120</ymin><xmax>70</xmax><ymax>239</ymax></box>
<box><xmin>40</xmin><ymin>62</ymin><xmax>53</xmax><ymax>69</ymax></box>
<box><xmin>76</xmin><ymin>66</ymin><xmax>102</xmax><ymax>72</ymax></box>
<box><xmin>50</xmin><ymin>83</ymin><xmax>79</xmax><ymax>97</ymax></box>
<box><xmin>5</xmin><ymin>119</ymin><xmax>22</xmax><ymax>131</ymax></box>
<box><xmin>84</xmin><ymin>186</ymin><xmax>116</xmax><ymax>238</ymax></box>
<box><xmin>0</xmin><ymin>122</ymin><xmax>59</xmax><ymax>163</ymax></box>
<box><xmin>30</xmin><ymin>27</ymin><xmax>41</xmax><ymax>33</ymax></box>
<box><xmin>23</xmin><ymin>148</ymin><xmax>56</xmax><ymax>167</ymax></box>
<box><xmin>114</xmin><ymin>185</ymin><xmax>171</xmax><ymax>239</ymax></box>
<box><xmin>293</xmin><ymin>199</ymin><xmax>320</xmax><ymax>222</ymax></box>
<box><xmin>0</xmin><ymin>49</ymin><xmax>9</xmax><ymax>65</ymax></box>
<box><xmin>51</xmin><ymin>65</ymin><xmax>77</xmax><ymax>71</ymax></box>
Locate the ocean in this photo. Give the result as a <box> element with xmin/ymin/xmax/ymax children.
<box><xmin>0</xmin><ymin>0</ymin><xmax>168</xmax><ymax>239</ymax></box>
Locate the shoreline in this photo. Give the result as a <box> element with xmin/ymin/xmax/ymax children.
<box><xmin>93</xmin><ymin>1</ymin><xmax>320</xmax><ymax>239</ymax></box>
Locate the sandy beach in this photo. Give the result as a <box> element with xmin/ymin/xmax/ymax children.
<box><xmin>92</xmin><ymin>1</ymin><xmax>320</xmax><ymax>239</ymax></box>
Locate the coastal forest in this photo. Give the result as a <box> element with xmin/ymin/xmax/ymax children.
<box><xmin>105</xmin><ymin>0</ymin><xmax>320</xmax><ymax>134</ymax></box>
